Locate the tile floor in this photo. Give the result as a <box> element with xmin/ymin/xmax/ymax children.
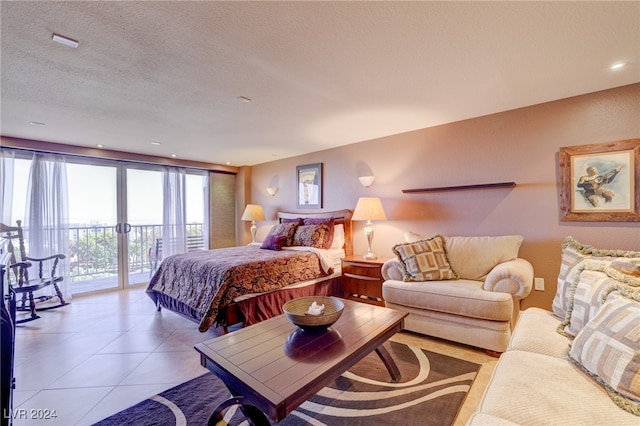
<box><xmin>10</xmin><ymin>286</ymin><xmax>496</xmax><ymax>425</ymax></box>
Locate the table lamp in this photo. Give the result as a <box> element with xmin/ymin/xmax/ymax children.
<box><xmin>241</xmin><ymin>204</ymin><xmax>265</xmax><ymax>243</ymax></box>
<box><xmin>351</xmin><ymin>197</ymin><xmax>387</xmax><ymax>260</ymax></box>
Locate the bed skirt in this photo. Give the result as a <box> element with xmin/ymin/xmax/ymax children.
<box><xmin>235</xmin><ymin>275</ymin><xmax>343</xmax><ymax>326</ymax></box>
<box><xmin>149</xmin><ymin>275</ymin><xmax>343</xmax><ymax>332</ymax></box>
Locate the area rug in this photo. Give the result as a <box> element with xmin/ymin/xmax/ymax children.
<box><xmin>93</xmin><ymin>341</ymin><xmax>480</xmax><ymax>426</ymax></box>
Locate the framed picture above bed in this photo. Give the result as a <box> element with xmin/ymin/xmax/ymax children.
<box><xmin>559</xmin><ymin>139</ymin><xmax>640</xmax><ymax>222</ymax></box>
<box><xmin>296</xmin><ymin>163</ymin><xmax>323</xmax><ymax>209</ymax></box>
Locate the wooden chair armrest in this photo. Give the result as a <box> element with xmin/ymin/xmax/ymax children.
<box><xmin>25</xmin><ymin>254</ymin><xmax>66</xmax><ymax>262</ymax></box>
<box><xmin>9</xmin><ymin>261</ymin><xmax>32</xmax><ymax>269</ymax></box>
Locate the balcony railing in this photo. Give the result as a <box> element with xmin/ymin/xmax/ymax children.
<box><xmin>68</xmin><ymin>223</ymin><xmax>205</xmax><ymax>283</ymax></box>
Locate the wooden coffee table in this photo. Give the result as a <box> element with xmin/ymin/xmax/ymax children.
<box><xmin>194</xmin><ymin>299</ymin><xmax>407</xmax><ymax>425</ymax></box>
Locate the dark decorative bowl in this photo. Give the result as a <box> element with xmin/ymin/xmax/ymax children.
<box><xmin>282</xmin><ymin>296</ymin><xmax>344</xmax><ymax>331</ymax></box>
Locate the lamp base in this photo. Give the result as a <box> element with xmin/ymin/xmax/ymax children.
<box><xmin>362</xmin><ymin>252</ymin><xmax>378</xmax><ymax>260</ymax></box>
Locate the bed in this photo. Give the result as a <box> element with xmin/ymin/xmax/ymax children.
<box><xmin>146</xmin><ymin>209</ymin><xmax>352</xmax><ymax>332</ymax></box>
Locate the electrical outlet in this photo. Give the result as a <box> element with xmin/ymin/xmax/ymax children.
<box><xmin>534</xmin><ymin>277</ymin><xmax>545</xmax><ymax>291</ymax></box>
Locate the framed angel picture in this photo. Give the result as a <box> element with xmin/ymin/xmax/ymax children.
<box><xmin>296</xmin><ymin>163</ymin><xmax>322</xmax><ymax>209</ymax></box>
<box><xmin>559</xmin><ymin>139</ymin><xmax>640</xmax><ymax>222</ymax></box>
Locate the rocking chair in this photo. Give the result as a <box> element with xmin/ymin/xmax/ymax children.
<box><xmin>0</xmin><ymin>220</ymin><xmax>68</xmax><ymax>323</ymax></box>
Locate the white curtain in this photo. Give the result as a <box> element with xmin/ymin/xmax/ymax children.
<box><xmin>0</xmin><ymin>149</ymin><xmax>15</xmax><ymax>225</ymax></box>
<box><xmin>199</xmin><ymin>170</ymin><xmax>210</xmax><ymax>250</ymax></box>
<box><xmin>25</xmin><ymin>153</ymin><xmax>71</xmax><ymax>302</ymax></box>
<box><xmin>162</xmin><ymin>167</ymin><xmax>187</xmax><ymax>258</ymax></box>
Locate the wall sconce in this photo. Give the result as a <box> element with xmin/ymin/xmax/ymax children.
<box><xmin>241</xmin><ymin>204</ymin><xmax>265</xmax><ymax>243</ymax></box>
<box><xmin>351</xmin><ymin>197</ymin><xmax>387</xmax><ymax>260</ymax></box>
<box><xmin>358</xmin><ymin>175</ymin><xmax>375</xmax><ymax>187</ymax></box>
<box><xmin>266</xmin><ymin>187</ymin><xmax>278</xmax><ymax>196</ymax></box>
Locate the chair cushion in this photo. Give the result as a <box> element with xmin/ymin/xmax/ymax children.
<box><xmin>444</xmin><ymin>235</ymin><xmax>523</xmax><ymax>281</ymax></box>
<box><xmin>382</xmin><ymin>279</ymin><xmax>513</xmax><ymax>321</ymax></box>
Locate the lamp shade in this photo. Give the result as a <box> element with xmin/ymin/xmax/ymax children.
<box><xmin>241</xmin><ymin>204</ymin><xmax>265</xmax><ymax>221</ymax></box>
<box><xmin>351</xmin><ymin>197</ymin><xmax>387</xmax><ymax>221</ymax></box>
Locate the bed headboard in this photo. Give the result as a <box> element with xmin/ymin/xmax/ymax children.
<box><xmin>277</xmin><ymin>209</ymin><xmax>353</xmax><ymax>256</ymax></box>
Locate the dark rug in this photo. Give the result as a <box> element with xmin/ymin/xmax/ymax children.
<box><xmin>93</xmin><ymin>341</ymin><xmax>480</xmax><ymax>426</ymax></box>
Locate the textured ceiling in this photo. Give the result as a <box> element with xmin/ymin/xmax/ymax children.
<box><xmin>1</xmin><ymin>1</ymin><xmax>638</xmax><ymax>166</ymax></box>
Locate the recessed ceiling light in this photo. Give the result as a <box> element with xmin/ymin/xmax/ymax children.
<box><xmin>226</xmin><ymin>161</ymin><xmax>231</xmax><ymax>165</ymax></box>
<box><xmin>171</xmin><ymin>154</ymin><xmax>177</xmax><ymax>158</ymax></box>
<box><xmin>52</xmin><ymin>33</ymin><xmax>79</xmax><ymax>48</ymax></box>
<box><xmin>150</xmin><ymin>141</ymin><xmax>161</xmax><ymax>146</ymax></box>
<box><xmin>96</xmin><ymin>144</ymin><xmax>104</xmax><ymax>148</ymax></box>
<box><xmin>29</xmin><ymin>121</ymin><xmax>45</xmax><ymax>126</ymax></box>
<box><xmin>609</xmin><ymin>62</ymin><xmax>627</xmax><ymax>71</ymax></box>
<box><xmin>237</xmin><ymin>96</ymin><xmax>251</xmax><ymax>103</ymax></box>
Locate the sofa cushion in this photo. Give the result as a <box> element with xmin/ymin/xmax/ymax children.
<box><xmin>569</xmin><ymin>290</ymin><xmax>640</xmax><ymax>415</ymax></box>
<box><xmin>552</xmin><ymin>236</ymin><xmax>640</xmax><ymax>319</ymax></box>
<box><xmin>392</xmin><ymin>235</ymin><xmax>458</xmax><ymax>281</ymax></box>
<box><xmin>477</xmin><ymin>350</ymin><xmax>639</xmax><ymax>424</ymax></box>
<box><xmin>443</xmin><ymin>235</ymin><xmax>523</xmax><ymax>281</ymax></box>
<box><xmin>508</xmin><ymin>308</ymin><xmax>570</xmax><ymax>358</ymax></box>
<box><xmin>560</xmin><ymin>266</ymin><xmax>640</xmax><ymax>339</ymax></box>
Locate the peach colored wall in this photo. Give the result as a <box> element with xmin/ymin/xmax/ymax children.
<box><xmin>247</xmin><ymin>84</ymin><xmax>640</xmax><ymax>311</ymax></box>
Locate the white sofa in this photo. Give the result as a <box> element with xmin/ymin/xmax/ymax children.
<box><xmin>381</xmin><ymin>234</ymin><xmax>533</xmax><ymax>353</ymax></box>
<box><xmin>468</xmin><ymin>236</ymin><xmax>639</xmax><ymax>425</ymax></box>
<box><xmin>467</xmin><ymin>308</ymin><xmax>638</xmax><ymax>425</ymax></box>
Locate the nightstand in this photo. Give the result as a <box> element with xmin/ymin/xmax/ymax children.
<box><xmin>341</xmin><ymin>256</ymin><xmax>393</xmax><ymax>306</ymax></box>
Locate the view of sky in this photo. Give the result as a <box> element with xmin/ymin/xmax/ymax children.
<box><xmin>11</xmin><ymin>159</ymin><xmax>205</xmax><ymax>226</ymax></box>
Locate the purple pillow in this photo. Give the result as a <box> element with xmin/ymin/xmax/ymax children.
<box><xmin>303</xmin><ymin>218</ymin><xmax>334</xmax><ymax>226</ymax></box>
<box><xmin>260</xmin><ymin>234</ymin><xmax>288</xmax><ymax>251</ymax></box>
<box><xmin>281</xmin><ymin>218</ymin><xmax>303</xmax><ymax>224</ymax></box>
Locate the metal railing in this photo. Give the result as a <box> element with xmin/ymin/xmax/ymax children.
<box><xmin>68</xmin><ymin>223</ymin><xmax>204</xmax><ymax>283</ymax></box>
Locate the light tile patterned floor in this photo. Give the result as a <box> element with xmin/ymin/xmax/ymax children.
<box><xmin>10</xmin><ymin>286</ymin><xmax>495</xmax><ymax>425</ymax></box>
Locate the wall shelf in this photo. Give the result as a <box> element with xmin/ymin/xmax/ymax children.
<box><xmin>402</xmin><ymin>181</ymin><xmax>516</xmax><ymax>194</ymax></box>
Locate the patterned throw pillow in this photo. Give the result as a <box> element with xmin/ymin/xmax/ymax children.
<box><xmin>266</xmin><ymin>222</ymin><xmax>299</xmax><ymax>247</ymax></box>
<box><xmin>560</xmin><ymin>265</ymin><xmax>640</xmax><ymax>338</ymax></box>
<box><xmin>291</xmin><ymin>224</ymin><xmax>333</xmax><ymax>249</ymax></box>
<box><xmin>569</xmin><ymin>289</ymin><xmax>640</xmax><ymax>415</ymax></box>
<box><xmin>392</xmin><ymin>235</ymin><xmax>459</xmax><ymax>282</ymax></box>
<box><xmin>552</xmin><ymin>237</ymin><xmax>640</xmax><ymax>318</ymax></box>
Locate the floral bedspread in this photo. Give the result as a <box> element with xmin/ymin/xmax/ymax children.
<box><xmin>146</xmin><ymin>245</ymin><xmax>329</xmax><ymax>331</ymax></box>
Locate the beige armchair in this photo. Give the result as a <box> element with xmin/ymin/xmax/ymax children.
<box><xmin>381</xmin><ymin>234</ymin><xmax>533</xmax><ymax>353</ymax></box>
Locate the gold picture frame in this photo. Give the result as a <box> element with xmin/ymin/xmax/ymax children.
<box><xmin>296</xmin><ymin>163</ymin><xmax>322</xmax><ymax>209</ymax></box>
<box><xmin>559</xmin><ymin>139</ymin><xmax>640</xmax><ymax>222</ymax></box>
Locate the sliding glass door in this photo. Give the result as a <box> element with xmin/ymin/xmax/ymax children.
<box><xmin>3</xmin><ymin>149</ymin><xmax>210</xmax><ymax>294</ymax></box>
<box><xmin>125</xmin><ymin>168</ymin><xmax>163</xmax><ymax>286</ymax></box>
<box><xmin>67</xmin><ymin>161</ymin><xmax>120</xmax><ymax>292</ymax></box>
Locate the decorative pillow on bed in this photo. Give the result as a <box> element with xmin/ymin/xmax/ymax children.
<box><xmin>552</xmin><ymin>236</ymin><xmax>640</xmax><ymax>319</ymax></box>
<box><xmin>266</xmin><ymin>222</ymin><xmax>299</xmax><ymax>247</ymax></box>
<box><xmin>260</xmin><ymin>234</ymin><xmax>288</xmax><ymax>251</ymax></box>
<box><xmin>281</xmin><ymin>217</ymin><xmax>303</xmax><ymax>224</ymax></box>
<box><xmin>568</xmin><ymin>289</ymin><xmax>640</xmax><ymax>415</ymax></box>
<box><xmin>392</xmin><ymin>234</ymin><xmax>458</xmax><ymax>282</ymax></box>
<box><xmin>330</xmin><ymin>224</ymin><xmax>345</xmax><ymax>250</ymax></box>
<box><xmin>303</xmin><ymin>217</ymin><xmax>335</xmax><ymax>248</ymax></box>
<box><xmin>291</xmin><ymin>223</ymin><xmax>333</xmax><ymax>249</ymax></box>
